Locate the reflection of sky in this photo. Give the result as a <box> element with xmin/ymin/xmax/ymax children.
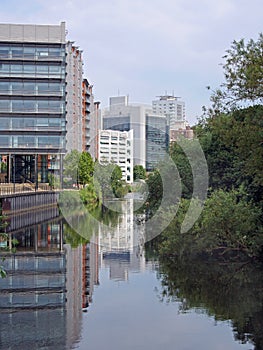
<box><xmin>76</xmin><ymin>269</ymin><xmax>249</xmax><ymax>350</ymax></box>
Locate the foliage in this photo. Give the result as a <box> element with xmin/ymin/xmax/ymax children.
<box><xmin>194</xmin><ymin>105</ymin><xmax>263</xmax><ymax>207</ymax></box>
<box><xmin>157</xmin><ymin>257</ymin><xmax>263</xmax><ymax>349</ymax></box>
<box><xmin>79</xmin><ymin>184</ymin><xmax>98</xmax><ymax>206</ymax></box>
<box><xmin>157</xmin><ymin>188</ymin><xmax>263</xmax><ymax>260</ymax></box>
<box><xmin>78</xmin><ymin>151</ymin><xmax>94</xmax><ymax>185</ymax></box>
<box><xmin>169</xmin><ymin>141</ymin><xmax>193</xmax><ymax>199</ymax></box>
<box><xmin>133</xmin><ymin>165</ymin><xmax>146</xmax><ymax>181</ymax></box>
<box><xmin>1</xmin><ymin>162</ymin><xmax>7</xmax><ymax>172</ymax></box>
<box><xmin>209</xmin><ymin>33</ymin><xmax>263</xmax><ymax>113</ymax></box>
<box><xmin>145</xmin><ymin>157</ymin><xmax>180</xmax><ymax>216</ymax></box>
<box><xmin>63</xmin><ymin>149</ymin><xmax>81</xmax><ymax>181</ymax></box>
<box><xmin>94</xmin><ymin>163</ymin><xmax>128</xmax><ymax>200</ymax></box>
<box><xmin>195</xmin><ymin>189</ymin><xmax>263</xmax><ymax>258</ymax></box>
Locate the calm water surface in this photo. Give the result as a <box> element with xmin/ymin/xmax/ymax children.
<box><xmin>0</xmin><ymin>200</ymin><xmax>262</xmax><ymax>350</ymax></box>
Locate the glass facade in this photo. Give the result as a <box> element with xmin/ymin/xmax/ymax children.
<box><xmin>146</xmin><ymin>115</ymin><xmax>167</xmax><ymax>171</ymax></box>
<box><xmin>0</xmin><ymin>42</ymin><xmax>66</xmax><ymax>154</ymax></box>
<box><xmin>0</xmin><ymin>34</ymin><xmax>67</xmax><ymax>184</ymax></box>
<box><xmin>103</xmin><ymin>116</ymin><xmax>130</xmax><ymax>131</ymax></box>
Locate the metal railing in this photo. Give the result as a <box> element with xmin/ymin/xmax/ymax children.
<box><xmin>0</xmin><ymin>183</ymin><xmax>53</xmax><ymax>196</ymax></box>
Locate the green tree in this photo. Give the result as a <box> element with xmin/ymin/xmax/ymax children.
<box><xmin>94</xmin><ymin>163</ymin><xmax>127</xmax><ymax>200</ymax></box>
<box><xmin>210</xmin><ymin>33</ymin><xmax>263</xmax><ymax>112</ymax></box>
<box><xmin>63</xmin><ymin>149</ymin><xmax>81</xmax><ymax>183</ymax></box>
<box><xmin>78</xmin><ymin>151</ymin><xmax>94</xmax><ymax>185</ymax></box>
<box><xmin>133</xmin><ymin>165</ymin><xmax>146</xmax><ymax>181</ymax></box>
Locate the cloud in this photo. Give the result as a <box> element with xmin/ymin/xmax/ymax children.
<box><xmin>0</xmin><ymin>0</ymin><xmax>262</xmax><ymax>121</ymax></box>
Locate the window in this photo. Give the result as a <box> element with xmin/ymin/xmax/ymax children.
<box><xmin>0</xmin><ymin>82</ymin><xmax>9</xmax><ymax>92</ymax></box>
<box><xmin>24</xmin><ymin>47</ymin><xmax>35</xmax><ymax>58</ymax></box>
<box><xmin>0</xmin><ymin>64</ymin><xmax>9</xmax><ymax>73</ymax></box>
<box><xmin>11</xmin><ymin>82</ymin><xmax>22</xmax><ymax>92</ymax></box>
<box><xmin>10</xmin><ymin>64</ymin><xmax>22</xmax><ymax>73</ymax></box>
<box><xmin>0</xmin><ymin>100</ymin><xmax>9</xmax><ymax>111</ymax></box>
<box><xmin>0</xmin><ymin>136</ymin><xmax>9</xmax><ymax>146</ymax></box>
<box><xmin>11</xmin><ymin>48</ymin><xmax>23</xmax><ymax>58</ymax></box>
<box><xmin>0</xmin><ymin>46</ymin><xmax>9</xmax><ymax>58</ymax></box>
<box><xmin>0</xmin><ymin>118</ymin><xmax>10</xmax><ymax>129</ymax></box>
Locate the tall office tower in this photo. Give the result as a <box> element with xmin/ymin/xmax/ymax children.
<box><xmin>103</xmin><ymin>96</ymin><xmax>167</xmax><ymax>171</ymax></box>
<box><xmin>66</xmin><ymin>42</ymin><xmax>83</xmax><ymax>153</ymax></box>
<box><xmin>0</xmin><ymin>22</ymin><xmax>67</xmax><ymax>184</ymax></box>
<box><xmin>98</xmin><ymin>129</ymin><xmax>133</xmax><ymax>183</ymax></box>
<box><xmin>152</xmin><ymin>94</ymin><xmax>186</xmax><ymax>129</ymax></box>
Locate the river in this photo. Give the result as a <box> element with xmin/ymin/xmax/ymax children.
<box><xmin>0</xmin><ymin>199</ymin><xmax>262</xmax><ymax>349</ymax></box>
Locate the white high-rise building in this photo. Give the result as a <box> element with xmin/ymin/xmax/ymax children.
<box><xmin>152</xmin><ymin>95</ymin><xmax>186</xmax><ymax>130</ymax></box>
<box><xmin>98</xmin><ymin>129</ymin><xmax>133</xmax><ymax>183</ymax></box>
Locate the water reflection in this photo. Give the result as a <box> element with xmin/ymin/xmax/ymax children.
<box><xmin>156</xmin><ymin>256</ymin><xmax>263</xmax><ymax>350</ymax></box>
<box><xmin>0</xmin><ymin>201</ymin><xmax>262</xmax><ymax>350</ymax></box>
<box><xmin>98</xmin><ymin>200</ymin><xmax>146</xmax><ymax>282</ymax></box>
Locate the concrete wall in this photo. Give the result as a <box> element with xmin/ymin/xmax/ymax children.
<box><xmin>0</xmin><ymin>22</ymin><xmax>66</xmax><ymax>43</ymax></box>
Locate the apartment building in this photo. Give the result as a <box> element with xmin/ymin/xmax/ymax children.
<box><xmin>98</xmin><ymin>129</ymin><xmax>133</xmax><ymax>183</ymax></box>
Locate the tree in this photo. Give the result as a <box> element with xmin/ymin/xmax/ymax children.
<box><xmin>78</xmin><ymin>151</ymin><xmax>94</xmax><ymax>185</ymax></box>
<box><xmin>133</xmin><ymin>165</ymin><xmax>146</xmax><ymax>181</ymax></box>
<box><xmin>94</xmin><ymin>163</ymin><xmax>127</xmax><ymax>201</ymax></box>
<box><xmin>210</xmin><ymin>33</ymin><xmax>263</xmax><ymax>112</ymax></box>
<box><xmin>63</xmin><ymin>149</ymin><xmax>81</xmax><ymax>183</ymax></box>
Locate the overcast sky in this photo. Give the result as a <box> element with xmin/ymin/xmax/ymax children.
<box><xmin>0</xmin><ymin>0</ymin><xmax>262</xmax><ymax>124</ymax></box>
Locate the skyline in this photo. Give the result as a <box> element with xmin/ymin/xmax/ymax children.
<box><xmin>0</xmin><ymin>0</ymin><xmax>262</xmax><ymax>124</ymax></box>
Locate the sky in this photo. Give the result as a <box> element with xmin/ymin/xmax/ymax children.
<box><xmin>0</xmin><ymin>0</ymin><xmax>262</xmax><ymax>124</ymax></box>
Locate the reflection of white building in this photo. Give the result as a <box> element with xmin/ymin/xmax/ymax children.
<box><xmin>97</xmin><ymin>199</ymin><xmax>146</xmax><ymax>281</ymax></box>
<box><xmin>98</xmin><ymin>129</ymin><xmax>133</xmax><ymax>183</ymax></box>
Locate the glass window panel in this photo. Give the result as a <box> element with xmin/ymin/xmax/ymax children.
<box><xmin>37</xmin><ymin>83</ymin><xmax>49</xmax><ymax>93</ymax></box>
<box><xmin>0</xmin><ymin>46</ymin><xmax>9</xmax><ymax>57</ymax></box>
<box><xmin>23</xmin><ymin>100</ymin><xmax>35</xmax><ymax>111</ymax></box>
<box><xmin>49</xmin><ymin>136</ymin><xmax>60</xmax><ymax>147</ymax></box>
<box><xmin>12</xmin><ymin>100</ymin><xmax>23</xmax><ymax>112</ymax></box>
<box><xmin>38</xmin><ymin>136</ymin><xmax>49</xmax><ymax>146</ymax></box>
<box><xmin>24</xmin><ymin>47</ymin><xmax>35</xmax><ymax>58</ymax></box>
<box><xmin>12</xmin><ymin>82</ymin><xmax>23</xmax><ymax>91</ymax></box>
<box><xmin>49</xmin><ymin>100</ymin><xmax>61</xmax><ymax>112</ymax></box>
<box><xmin>10</xmin><ymin>64</ymin><xmax>22</xmax><ymax>72</ymax></box>
<box><xmin>36</xmin><ymin>47</ymin><xmax>49</xmax><ymax>56</ymax></box>
<box><xmin>37</xmin><ymin>118</ymin><xmax>48</xmax><ymax>126</ymax></box>
<box><xmin>38</xmin><ymin>101</ymin><xmax>49</xmax><ymax>111</ymax></box>
<box><xmin>49</xmin><ymin>65</ymin><xmax>61</xmax><ymax>73</ymax></box>
<box><xmin>36</xmin><ymin>65</ymin><xmax>48</xmax><ymax>74</ymax></box>
<box><xmin>18</xmin><ymin>136</ymin><xmax>35</xmax><ymax>147</ymax></box>
<box><xmin>24</xmin><ymin>82</ymin><xmax>35</xmax><ymax>93</ymax></box>
<box><xmin>0</xmin><ymin>64</ymin><xmax>10</xmax><ymax>73</ymax></box>
<box><xmin>12</xmin><ymin>118</ymin><xmax>24</xmax><ymax>128</ymax></box>
<box><xmin>0</xmin><ymin>118</ymin><xmax>10</xmax><ymax>129</ymax></box>
<box><xmin>11</xmin><ymin>48</ymin><xmax>23</xmax><ymax>57</ymax></box>
<box><xmin>0</xmin><ymin>82</ymin><xmax>10</xmax><ymax>92</ymax></box>
<box><xmin>0</xmin><ymin>136</ymin><xmax>9</xmax><ymax>146</ymax></box>
<box><xmin>49</xmin><ymin>48</ymin><xmax>62</xmax><ymax>57</ymax></box>
<box><xmin>0</xmin><ymin>100</ymin><xmax>9</xmax><ymax>111</ymax></box>
<box><xmin>24</xmin><ymin>119</ymin><xmax>35</xmax><ymax>127</ymax></box>
<box><xmin>24</xmin><ymin>64</ymin><xmax>35</xmax><ymax>73</ymax></box>
<box><xmin>49</xmin><ymin>118</ymin><xmax>60</xmax><ymax>126</ymax></box>
<box><xmin>51</xmin><ymin>83</ymin><xmax>61</xmax><ymax>92</ymax></box>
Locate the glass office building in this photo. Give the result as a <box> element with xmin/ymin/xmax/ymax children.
<box><xmin>0</xmin><ymin>23</ymin><xmax>67</xmax><ymax>185</ymax></box>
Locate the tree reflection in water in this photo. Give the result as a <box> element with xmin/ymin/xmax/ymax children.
<box><xmin>156</xmin><ymin>257</ymin><xmax>263</xmax><ymax>350</ymax></box>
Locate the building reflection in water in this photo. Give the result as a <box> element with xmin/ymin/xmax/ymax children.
<box><xmin>0</xmin><ymin>211</ymin><xmax>99</xmax><ymax>349</ymax></box>
<box><xmin>0</xmin><ymin>199</ymin><xmax>146</xmax><ymax>349</ymax></box>
<box><xmin>97</xmin><ymin>199</ymin><xmax>146</xmax><ymax>282</ymax></box>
